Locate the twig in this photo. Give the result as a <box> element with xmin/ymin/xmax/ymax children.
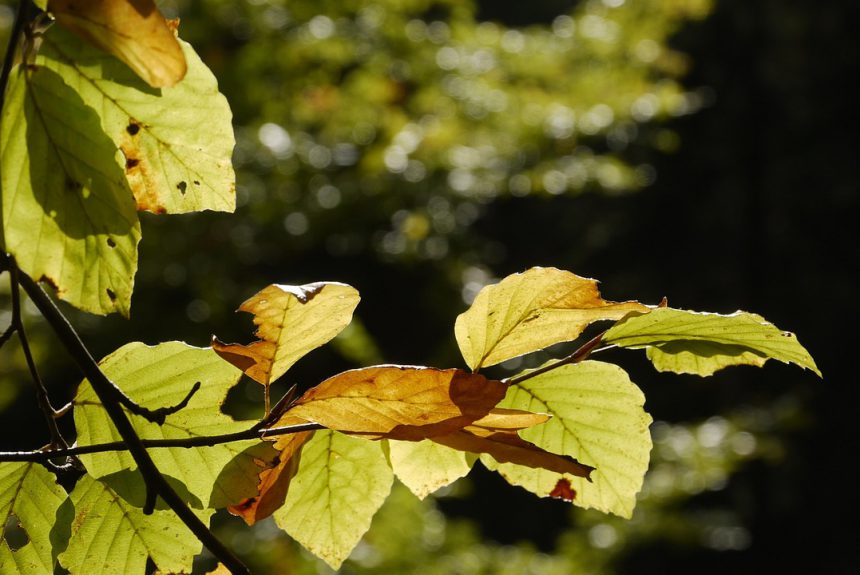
<box><xmin>252</xmin><ymin>383</ymin><xmax>298</xmax><ymax>432</ymax></box>
<box><xmin>17</xmin><ymin>270</ymin><xmax>250</xmax><ymax>574</ymax></box>
<box><xmin>504</xmin><ymin>330</ymin><xmax>611</xmax><ymax>387</ymax></box>
<box><xmin>0</xmin><ymin>421</ymin><xmax>325</xmax><ymax>463</ymax></box>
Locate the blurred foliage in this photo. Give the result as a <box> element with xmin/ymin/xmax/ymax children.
<box><xmin>3</xmin><ymin>0</ymin><xmax>851</xmax><ymax>573</ymax></box>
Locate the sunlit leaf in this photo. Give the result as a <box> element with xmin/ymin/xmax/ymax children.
<box><xmin>37</xmin><ymin>25</ymin><xmax>234</xmax><ymax>214</ymax></box>
<box><xmin>387</xmin><ymin>440</ymin><xmax>475</xmax><ymax>499</ymax></box>
<box><xmin>74</xmin><ymin>342</ymin><xmax>271</xmax><ymax>508</ymax></box>
<box><xmin>48</xmin><ymin>0</ymin><xmax>187</xmax><ymax>88</ymax></box>
<box><xmin>0</xmin><ymin>463</ymin><xmax>68</xmax><ymax>574</ymax></box>
<box><xmin>485</xmin><ymin>361</ymin><xmax>653</xmax><ymax>517</ymax></box>
<box><xmin>0</xmin><ymin>62</ymin><xmax>140</xmax><ymax>316</ymax></box>
<box><xmin>228</xmin><ymin>430</ymin><xmax>314</xmax><ymax>525</ymax></box>
<box><xmin>435</xmin><ymin>425</ymin><xmax>593</xmax><ymax>479</ymax></box>
<box><xmin>281</xmin><ymin>365</ymin><xmax>506</xmax><ymax>440</ymax></box>
<box><xmin>455</xmin><ymin>267</ymin><xmax>649</xmax><ymax>370</ymax></box>
<box><xmin>274</xmin><ymin>430</ymin><xmax>393</xmax><ymax>569</ymax></box>
<box><xmin>58</xmin><ymin>474</ymin><xmax>206</xmax><ymax>575</ymax></box>
<box><xmin>213</xmin><ymin>282</ymin><xmax>360</xmax><ymax>387</ymax></box>
<box><xmin>603</xmin><ymin>308</ymin><xmax>821</xmax><ymax>377</ymax></box>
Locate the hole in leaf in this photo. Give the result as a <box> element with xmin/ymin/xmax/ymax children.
<box><xmin>3</xmin><ymin>512</ymin><xmax>30</xmax><ymax>551</ymax></box>
<box><xmin>107</xmin><ymin>237</ymin><xmax>116</xmax><ymax>248</ymax></box>
<box><xmin>125</xmin><ymin>157</ymin><xmax>140</xmax><ymax>170</ymax></box>
<box><xmin>177</xmin><ymin>181</ymin><xmax>187</xmax><ymax>194</ymax></box>
<box><xmin>106</xmin><ymin>288</ymin><xmax>117</xmax><ymax>302</ymax></box>
<box><xmin>126</xmin><ymin>121</ymin><xmax>141</xmax><ymax>135</ymax></box>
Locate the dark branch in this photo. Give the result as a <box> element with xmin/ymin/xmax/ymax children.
<box><xmin>118</xmin><ymin>380</ymin><xmax>201</xmax><ymax>425</ymax></box>
<box><xmin>504</xmin><ymin>330</ymin><xmax>610</xmax><ymax>386</ymax></box>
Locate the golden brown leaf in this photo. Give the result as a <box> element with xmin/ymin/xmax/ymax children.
<box><xmin>49</xmin><ymin>0</ymin><xmax>187</xmax><ymax>87</ymax></box>
<box><xmin>278</xmin><ymin>366</ymin><xmax>507</xmax><ymax>440</ymax></box>
<box><xmin>431</xmin><ymin>425</ymin><xmax>594</xmax><ymax>479</ymax></box>
<box><xmin>228</xmin><ymin>431</ymin><xmax>314</xmax><ymax>525</ymax></box>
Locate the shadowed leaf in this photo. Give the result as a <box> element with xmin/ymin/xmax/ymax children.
<box><xmin>281</xmin><ymin>366</ymin><xmax>507</xmax><ymax>440</ymax></box>
<box><xmin>273</xmin><ymin>430</ymin><xmax>393</xmax><ymax>569</ymax></box>
<box><xmin>228</xmin><ymin>431</ymin><xmax>314</xmax><ymax>525</ymax></box>
<box><xmin>485</xmin><ymin>361</ymin><xmax>652</xmax><ymax>517</ymax></box>
<box><xmin>603</xmin><ymin>308</ymin><xmax>821</xmax><ymax>376</ymax></box>
<box><xmin>455</xmin><ymin>267</ymin><xmax>649</xmax><ymax>370</ymax></box>
<box><xmin>48</xmin><ymin>0</ymin><xmax>186</xmax><ymax>87</ymax></box>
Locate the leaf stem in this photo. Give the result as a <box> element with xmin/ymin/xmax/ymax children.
<box><xmin>16</xmin><ymin>269</ymin><xmax>251</xmax><ymax>575</ymax></box>
<box><xmin>504</xmin><ymin>330</ymin><xmax>610</xmax><ymax>386</ymax></box>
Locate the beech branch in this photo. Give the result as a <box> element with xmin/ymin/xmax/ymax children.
<box><xmin>503</xmin><ymin>330</ymin><xmax>611</xmax><ymax>386</ymax></box>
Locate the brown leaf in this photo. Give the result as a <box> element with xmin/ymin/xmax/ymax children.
<box><xmin>431</xmin><ymin>425</ymin><xmax>594</xmax><ymax>479</ymax></box>
<box><xmin>228</xmin><ymin>431</ymin><xmax>314</xmax><ymax>525</ymax></box>
<box><xmin>549</xmin><ymin>478</ymin><xmax>576</xmax><ymax>502</ymax></box>
<box><xmin>49</xmin><ymin>0</ymin><xmax>187</xmax><ymax>87</ymax></box>
<box><xmin>277</xmin><ymin>366</ymin><xmax>507</xmax><ymax>440</ymax></box>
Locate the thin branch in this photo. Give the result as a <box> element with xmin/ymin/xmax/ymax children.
<box><xmin>252</xmin><ymin>383</ymin><xmax>298</xmax><ymax>432</ymax></box>
<box><xmin>17</xmin><ymin>270</ymin><xmax>250</xmax><ymax>574</ymax></box>
<box><xmin>0</xmin><ymin>421</ymin><xmax>324</xmax><ymax>463</ymax></box>
<box><xmin>504</xmin><ymin>330</ymin><xmax>610</xmax><ymax>387</ymax></box>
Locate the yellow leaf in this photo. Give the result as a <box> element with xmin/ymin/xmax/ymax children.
<box><xmin>228</xmin><ymin>431</ymin><xmax>314</xmax><ymax>525</ymax></box>
<box><xmin>470</xmin><ymin>408</ymin><xmax>551</xmax><ymax>431</ymax></box>
<box><xmin>48</xmin><ymin>0</ymin><xmax>187</xmax><ymax>88</ymax></box>
<box><xmin>212</xmin><ymin>282</ymin><xmax>360</xmax><ymax>410</ymax></box>
<box><xmin>279</xmin><ymin>366</ymin><xmax>507</xmax><ymax>440</ymax></box>
<box><xmin>455</xmin><ymin>267</ymin><xmax>650</xmax><ymax>370</ymax></box>
<box><xmin>432</xmin><ymin>425</ymin><xmax>594</xmax><ymax>480</ymax></box>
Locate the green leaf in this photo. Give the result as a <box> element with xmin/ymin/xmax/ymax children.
<box><xmin>273</xmin><ymin>430</ymin><xmax>393</xmax><ymax>569</ymax></box>
<box><xmin>603</xmin><ymin>308</ymin><xmax>821</xmax><ymax>377</ymax></box>
<box><xmin>387</xmin><ymin>440</ymin><xmax>475</xmax><ymax>499</ymax></box>
<box><xmin>37</xmin><ymin>25</ymin><xmax>235</xmax><ymax>214</ymax></box>
<box><xmin>0</xmin><ymin>62</ymin><xmax>140</xmax><ymax>316</ymax></box>
<box><xmin>455</xmin><ymin>267</ymin><xmax>649</xmax><ymax>371</ymax></box>
<box><xmin>58</xmin><ymin>474</ymin><xmax>204</xmax><ymax>575</ymax></box>
<box><xmin>485</xmin><ymin>361</ymin><xmax>652</xmax><ymax>517</ymax></box>
<box><xmin>1</xmin><ymin>463</ymin><xmax>68</xmax><ymax>574</ymax></box>
<box><xmin>74</xmin><ymin>341</ymin><xmax>269</xmax><ymax>508</ymax></box>
<box><xmin>213</xmin><ymin>282</ymin><xmax>360</xmax><ymax>386</ymax></box>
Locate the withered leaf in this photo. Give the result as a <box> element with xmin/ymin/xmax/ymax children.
<box><xmin>213</xmin><ymin>282</ymin><xmax>360</xmax><ymax>410</ymax></box>
<box><xmin>49</xmin><ymin>0</ymin><xmax>187</xmax><ymax>87</ymax></box>
<box><xmin>455</xmin><ymin>267</ymin><xmax>650</xmax><ymax>370</ymax></box>
<box><xmin>228</xmin><ymin>431</ymin><xmax>314</xmax><ymax>525</ymax></box>
<box><xmin>431</xmin><ymin>425</ymin><xmax>594</xmax><ymax>479</ymax></box>
<box><xmin>549</xmin><ymin>478</ymin><xmax>576</xmax><ymax>502</ymax></box>
<box><xmin>277</xmin><ymin>366</ymin><xmax>507</xmax><ymax>440</ymax></box>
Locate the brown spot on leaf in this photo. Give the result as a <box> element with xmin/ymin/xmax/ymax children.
<box><xmin>125</xmin><ymin>157</ymin><xmax>140</xmax><ymax>170</ymax></box>
<box><xmin>38</xmin><ymin>274</ymin><xmax>59</xmax><ymax>291</ymax></box>
<box><xmin>107</xmin><ymin>237</ymin><xmax>116</xmax><ymax>248</ymax></box>
<box><xmin>549</xmin><ymin>478</ymin><xmax>576</xmax><ymax>502</ymax></box>
<box><xmin>177</xmin><ymin>181</ymin><xmax>187</xmax><ymax>194</ymax></box>
<box><xmin>126</xmin><ymin>121</ymin><xmax>140</xmax><ymax>136</ymax></box>
<box><xmin>193</xmin><ymin>180</ymin><xmax>200</xmax><ymax>185</ymax></box>
<box><xmin>106</xmin><ymin>289</ymin><xmax>117</xmax><ymax>302</ymax></box>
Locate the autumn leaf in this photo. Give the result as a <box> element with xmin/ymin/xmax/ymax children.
<box><xmin>603</xmin><ymin>308</ymin><xmax>822</xmax><ymax>377</ymax></box>
<box><xmin>213</xmin><ymin>282</ymin><xmax>360</xmax><ymax>410</ymax></box>
<box><xmin>279</xmin><ymin>365</ymin><xmax>507</xmax><ymax>440</ymax></box>
<box><xmin>485</xmin><ymin>361</ymin><xmax>653</xmax><ymax>517</ymax></box>
<box><xmin>432</xmin><ymin>425</ymin><xmax>594</xmax><ymax>480</ymax></box>
<box><xmin>48</xmin><ymin>0</ymin><xmax>187</xmax><ymax>88</ymax></box>
<box><xmin>228</xmin><ymin>430</ymin><xmax>314</xmax><ymax>525</ymax></box>
<box><xmin>455</xmin><ymin>267</ymin><xmax>650</xmax><ymax>371</ymax></box>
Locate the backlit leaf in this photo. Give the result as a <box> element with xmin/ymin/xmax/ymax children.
<box><xmin>37</xmin><ymin>25</ymin><xmax>234</xmax><ymax>214</ymax></box>
<box><xmin>48</xmin><ymin>0</ymin><xmax>186</xmax><ymax>88</ymax></box>
<box><xmin>434</xmin><ymin>426</ymin><xmax>593</xmax><ymax>479</ymax></box>
<box><xmin>213</xmin><ymin>282</ymin><xmax>360</xmax><ymax>386</ymax></box>
<box><xmin>387</xmin><ymin>440</ymin><xmax>475</xmax><ymax>499</ymax></box>
<box><xmin>603</xmin><ymin>308</ymin><xmax>821</xmax><ymax>377</ymax></box>
<box><xmin>455</xmin><ymin>267</ymin><xmax>649</xmax><ymax>370</ymax></box>
<box><xmin>74</xmin><ymin>342</ymin><xmax>271</xmax><ymax>509</ymax></box>
<box><xmin>485</xmin><ymin>361</ymin><xmax>653</xmax><ymax>517</ymax></box>
<box><xmin>228</xmin><ymin>430</ymin><xmax>314</xmax><ymax>525</ymax></box>
<box><xmin>274</xmin><ymin>430</ymin><xmax>393</xmax><ymax>569</ymax></box>
<box><xmin>58</xmin><ymin>474</ymin><xmax>205</xmax><ymax>575</ymax></box>
<box><xmin>0</xmin><ymin>463</ymin><xmax>68</xmax><ymax>574</ymax></box>
<box><xmin>281</xmin><ymin>365</ymin><xmax>506</xmax><ymax>440</ymax></box>
<box><xmin>0</xmin><ymin>61</ymin><xmax>140</xmax><ymax>316</ymax></box>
